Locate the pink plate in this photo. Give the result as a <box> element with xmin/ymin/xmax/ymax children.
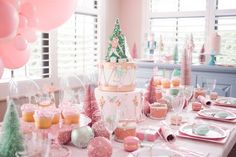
<box><xmin>179</xmin><ymin>124</ymin><xmax>226</xmax><ymax>140</ymax></box>
<box><xmin>198</xmin><ymin>109</ymin><xmax>236</xmax><ymax>120</ymax></box>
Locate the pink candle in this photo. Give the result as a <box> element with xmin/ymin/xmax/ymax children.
<box><xmin>210</xmin><ymin>32</ymin><xmax>221</xmax><ymax>54</ymax></box>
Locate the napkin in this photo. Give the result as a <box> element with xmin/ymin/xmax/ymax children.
<box><xmin>159</xmin><ymin>125</ymin><xmax>176</xmax><ymax>143</ymax></box>
<box><xmin>197</xmin><ymin>95</ymin><xmax>212</xmax><ymax>106</ymax></box>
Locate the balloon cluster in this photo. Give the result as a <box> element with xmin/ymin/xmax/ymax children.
<box><xmin>0</xmin><ymin>0</ymin><xmax>78</xmax><ymax>78</ymax></box>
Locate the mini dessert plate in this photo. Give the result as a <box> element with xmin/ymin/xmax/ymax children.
<box><xmin>179</xmin><ymin>123</ymin><xmax>226</xmax><ymax>140</ymax></box>
<box><xmin>214</xmin><ymin>98</ymin><xmax>236</xmax><ymax>108</ymax></box>
<box><xmin>127</xmin><ymin>147</ymin><xmax>184</xmax><ymax>157</ymax></box>
<box><xmin>198</xmin><ymin>109</ymin><xmax>236</xmax><ymax>120</ymax></box>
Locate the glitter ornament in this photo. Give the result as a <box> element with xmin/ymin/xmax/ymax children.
<box><xmin>87</xmin><ymin>137</ymin><xmax>112</xmax><ymax>157</ymax></box>
<box><xmin>92</xmin><ymin>121</ymin><xmax>110</xmax><ymax>139</ymax></box>
<box><xmin>57</xmin><ymin>129</ymin><xmax>72</xmax><ymax>145</ymax></box>
<box><xmin>71</xmin><ymin>126</ymin><xmax>94</xmax><ymax>148</ymax></box>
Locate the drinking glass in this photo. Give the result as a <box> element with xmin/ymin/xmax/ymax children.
<box><xmin>171</xmin><ymin>91</ymin><xmax>185</xmax><ymax>126</ymax></box>
<box><xmin>102</xmin><ymin>104</ymin><xmax>120</xmax><ymax>140</ymax></box>
<box><xmin>206</xmin><ymin>79</ymin><xmax>216</xmax><ymax>94</ymax></box>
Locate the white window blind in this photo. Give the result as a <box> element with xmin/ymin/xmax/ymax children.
<box><xmin>149</xmin><ymin>0</ymin><xmax>206</xmax><ymax>63</ymax></box>
<box><xmin>57</xmin><ymin>0</ymin><xmax>99</xmax><ymax>77</ymax></box>
<box><xmin>0</xmin><ymin>33</ymin><xmax>50</xmax><ymax>82</ymax></box>
<box><xmin>215</xmin><ymin>0</ymin><xmax>236</xmax><ymax>65</ymax></box>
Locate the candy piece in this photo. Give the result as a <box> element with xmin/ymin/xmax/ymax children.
<box><xmin>124</xmin><ymin>136</ymin><xmax>140</xmax><ymax>152</ymax></box>
<box><xmin>192</xmin><ymin>124</ymin><xmax>210</xmax><ymax>136</ymax></box>
<box><xmin>170</xmin><ymin>115</ymin><xmax>182</xmax><ymax>125</ymax></box>
<box><xmin>169</xmin><ymin>88</ymin><xmax>179</xmax><ymax>96</ymax></box>
<box><xmin>210</xmin><ymin>92</ymin><xmax>218</xmax><ymax>100</ymax></box>
<box><xmin>215</xmin><ymin>111</ymin><xmax>229</xmax><ymax>119</ymax></box>
<box><xmin>192</xmin><ymin>102</ymin><xmax>202</xmax><ymax>111</ymax></box>
<box><xmin>87</xmin><ymin>137</ymin><xmax>112</xmax><ymax>157</ymax></box>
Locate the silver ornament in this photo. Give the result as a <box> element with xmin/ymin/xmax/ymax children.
<box><xmin>71</xmin><ymin>126</ymin><xmax>94</xmax><ymax>148</ymax></box>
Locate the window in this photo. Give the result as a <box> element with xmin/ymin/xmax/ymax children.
<box><xmin>215</xmin><ymin>0</ymin><xmax>236</xmax><ymax>65</ymax></box>
<box><xmin>148</xmin><ymin>0</ymin><xmax>236</xmax><ymax>65</ymax></box>
<box><xmin>149</xmin><ymin>0</ymin><xmax>206</xmax><ymax>64</ymax></box>
<box><xmin>57</xmin><ymin>0</ymin><xmax>99</xmax><ymax>76</ymax></box>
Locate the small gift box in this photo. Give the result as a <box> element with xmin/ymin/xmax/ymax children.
<box><xmin>136</xmin><ymin>127</ymin><xmax>158</xmax><ymax>142</ymax></box>
<box><xmin>114</xmin><ymin>121</ymin><xmax>137</xmax><ymax>142</ymax></box>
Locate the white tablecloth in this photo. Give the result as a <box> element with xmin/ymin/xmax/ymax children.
<box><xmin>67</xmin><ymin>107</ymin><xmax>236</xmax><ymax>157</ymax></box>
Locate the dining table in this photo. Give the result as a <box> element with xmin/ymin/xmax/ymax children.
<box><xmin>67</xmin><ymin>101</ymin><xmax>236</xmax><ymax>157</ymax></box>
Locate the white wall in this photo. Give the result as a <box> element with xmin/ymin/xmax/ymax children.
<box><xmin>101</xmin><ymin>0</ymin><xmax>147</xmax><ymax>59</ymax></box>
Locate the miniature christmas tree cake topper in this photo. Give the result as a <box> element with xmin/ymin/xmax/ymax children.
<box><xmin>106</xmin><ymin>19</ymin><xmax>130</xmax><ymax>63</ymax></box>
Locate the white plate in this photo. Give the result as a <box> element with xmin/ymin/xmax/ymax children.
<box><xmin>198</xmin><ymin>109</ymin><xmax>236</xmax><ymax>120</ymax></box>
<box><xmin>215</xmin><ymin>98</ymin><xmax>236</xmax><ymax>108</ymax></box>
<box><xmin>127</xmin><ymin>147</ymin><xmax>184</xmax><ymax>157</ymax></box>
<box><xmin>179</xmin><ymin>123</ymin><xmax>226</xmax><ymax>140</ymax></box>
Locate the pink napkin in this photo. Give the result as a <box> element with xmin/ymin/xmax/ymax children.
<box><xmin>197</xmin><ymin>95</ymin><xmax>212</xmax><ymax>106</ymax></box>
<box><xmin>159</xmin><ymin>126</ymin><xmax>176</xmax><ymax>143</ymax></box>
<box><xmin>176</xmin><ymin>127</ymin><xmax>233</xmax><ymax>144</ymax></box>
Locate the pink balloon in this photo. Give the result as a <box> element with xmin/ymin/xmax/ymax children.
<box><xmin>26</xmin><ymin>0</ymin><xmax>78</xmax><ymax>32</ymax></box>
<box><xmin>0</xmin><ymin>40</ymin><xmax>30</xmax><ymax>69</ymax></box>
<box><xmin>19</xmin><ymin>14</ymin><xmax>28</xmax><ymax>28</ymax></box>
<box><xmin>27</xmin><ymin>16</ymin><xmax>39</xmax><ymax>27</ymax></box>
<box><xmin>0</xmin><ymin>58</ymin><xmax>4</xmax><ymax>79</ymax></box>
<box><xmin>20</xmin><ymin>27</ymin><xmax>37</xmax><ymax>43</ymax></box>
<box><xmin>19</xmin><ymin>2</ymin><xmax>36</xmax><ymax>19</ymax></box>
<box><xmin>14</xmin><ymin>34</ymin><xmax>28</xmax><ymax>50</ymax></box>
<box><xmin>0</xmin><ymin>1</ymin><xmax>19</xmax><ymax>40</ymax></box>
<box><xmin>2</xmin><ymin>0</ymin><xmax>20</xmax><ymax>9</ymax></box>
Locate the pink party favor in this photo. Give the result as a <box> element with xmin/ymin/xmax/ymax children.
<box><xmin>136</xmin><ymin>127</ymin><xmax>158</xmax><ymax>142</ymax></box>
<box><xmin>124</xmin><ymin>136</ymin><xmax>140</xmax><ymax>152</ymax></box>
<box><xmin>197</xmin><ymin>95</ymin><xmax>212</xmax><ymax>107</ymax></box>
<box><xmin>159</xmin><ymin>126</ymin><xmax>176</xmax><ymax>142</ymax></box>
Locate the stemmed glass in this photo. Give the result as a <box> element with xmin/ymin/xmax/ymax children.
<box><xmin>206</xmin><ymin>79</ymin><xmax>216</xmax><ymax>95</ymax></box>
<box><xmin>171</xmin><ymin>90</ymin><xmax>185</xmax><ymax>126</ymax></box>
<box><xmin>102</xmin><ymin>104</ymin><xmax>120</xmax><ymax>140</ymax></box>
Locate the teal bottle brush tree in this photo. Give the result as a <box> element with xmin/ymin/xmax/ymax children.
<box><xmin>173</xmin><ymin>44</ymin><xmax>178</xmax><ymax>64</ymax></box>
<box><xmin>0</xmin><ymin>98</ymin><xmax>24</xmax><ymax>157</ymax></box>
<box><xmin>106</xmin><ymin>19</ymin><xmax>128</xmax><ymax>62</ymax></box>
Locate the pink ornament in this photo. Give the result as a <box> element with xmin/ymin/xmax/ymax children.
<box><xmin>19</xmin><ymin>14</ymin><xmax>28</xmax><ymax>29</ymax></box>
<box><xmin>87</xmin><ymin>137</ymin><xmax>112</xmax><ymax>157</ymax></box>
<box><xmin>4</xmin><ymin>0</ymin><xmax>21</xmax><ymax>9</ymax></box>
<box><xmin>24</xmin><ymin>0</ymin><xmax>78</xmax><ymax>32</ymax></box>
<box><xmin>0</xmin><ymin>58</ymin><xmax>4</xmax><ymax>79</ymax></box>
<box><xmin>92</xmin><ymin>121</ymin><xmax>110</xmax><ymax>139</ymax></box>
<box><xmin>14</xmin><ymin>34</ymin><xmax>28</xmax><ymax>50</ymax></box>
<box><xmin>0</xmin><ymin>41</ymin><xmax>31</xmax><ymax>69</ymax></box>
<box><xmin>57</xmin><ymin>129</ymin><xmax>72</xmax><ymax>145</ymax></box>
<box><xmin>0</xmin><ymin>0</ymin><xmax>19</xmax><ymax>40</ymax></box>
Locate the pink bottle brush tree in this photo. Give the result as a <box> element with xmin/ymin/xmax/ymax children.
<box><xmin>83</xmin><ymin>84</ymin><xmax>101</xmax><ymax>126</ymax></box>
<box><xmin>181</xmin><ymin>48</ymin><xmax>191</xmax><ymax>86</ymax></box>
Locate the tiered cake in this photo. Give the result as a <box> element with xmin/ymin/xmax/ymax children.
<box><xmin>95</xmin><ymin>19</ymin><xmax>142</xmax><ymax>121</ymax></box>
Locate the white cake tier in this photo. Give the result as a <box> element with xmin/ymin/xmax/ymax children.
<box><xmin>98</xmin><ymin>62</ymin><xmax>136</xmax><ymax>92</ymax></box>
<box><xmin>95</xmin><ymin>88</ymin><xmax>143</xmax><ymax>122</ymax></box>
